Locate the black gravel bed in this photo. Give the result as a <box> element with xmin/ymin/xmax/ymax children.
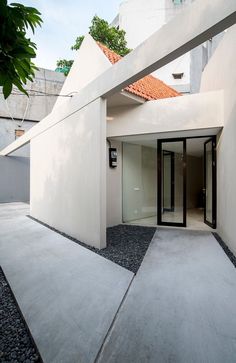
<box><xmin>212</xmin><ymin>232</ymin><xmax>236</xmax><ymax>268</ymax></box>
<box><xmin>28</xmin><ymin>216</ymin><xmax>156</xmax><ymax>274</ymax></box>
<box><xmin>0</xmin><ymin>267</ymin><xmax>43</xmax><ymax>363</ymax></box>
<box><xmin>102</xmin><ymin>224</ymin><xmax>156</xmax><ymax>273</ymax></box>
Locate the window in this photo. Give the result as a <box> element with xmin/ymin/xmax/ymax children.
<box><xmin>173</xmin><ymin>0</ymin><xmax>183</xmax><ymax>5</ymax></box>
<box><xmin>15</xmin><ymin>129</ymin><xmax>25</xmax><ymax>139</ymax></box>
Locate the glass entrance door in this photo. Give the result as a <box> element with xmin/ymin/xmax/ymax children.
<box><xmin>158</xmin><ymin>139</ymin><xmax>186</xmax><ymax>227</ymax></box>
<box><xmin>204</xmin><ymin>137</ymin><xmax>216</xmax><ymax>228</ymax></box>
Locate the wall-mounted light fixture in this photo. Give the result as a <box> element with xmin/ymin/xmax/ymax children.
<box><xmin>172</xmin><ymin>72</ymin><xmax>184</xmax><ymax>79</ymax></box>
<box><xmin>107</xmin><ymin>139</ymin><xmax>118</xmax><ymax>168</ymax></box>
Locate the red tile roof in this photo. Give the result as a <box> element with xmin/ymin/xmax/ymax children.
<box><xmin>97</xmin><ymin>42</ymin><xmax>181</xmax><ymax>101</ymax></box>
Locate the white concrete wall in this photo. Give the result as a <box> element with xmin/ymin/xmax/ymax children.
<box><xmin>119</xmin><ymin>0</ymin><xmax>166</xmax><ymax>49</ymax></box>
<box><xmin>0</xmin><ymin>68</ymin><xmax>64</xmax><ymax>122</ymax></box>
<box><xmin>0</xmin><ymin>119</ymin><xmax>35</xmax><ymax>157</ymax></box>
<box><xmin>54</xmin><ymin>35</ymin><xmax>111</xmax><ymax>109</ymax></box>
<box><xmin>106</xmin><ymin>141</ymin><xmax>122</xmax><ymax>227</ymax></box>
<box><xmin>31</xmin><ymin>98</ymin><xmax>107</xmax><ymax>249</ymax></box>
<box><xmin>118</xmin><ymin>0</ymin><xmax>192</xmax><ymax>92</ymax></box>
<box><xmin>201</xmin><ymin>25</ymin><xmax>236</xmax><ymax>254</ymax></box>
<box><xmin>0</xmin><ymin>156</ymin><xmax>30</xmax><ymax>203</ymax></box>
<box><xmin>107</xmin><ymin>91</ymin><xmax>224</xmax><ymax>138</ymax></box>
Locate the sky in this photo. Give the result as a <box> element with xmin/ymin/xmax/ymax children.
<box><xmin>19</xmin><ymin>0</ymin><xmax>122</xmax><ymax>70</ymax></box>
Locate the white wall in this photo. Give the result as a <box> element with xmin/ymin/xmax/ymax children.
<box><xmin>201</xmin><ymin>25</ymin><xmax>236</xmax><ymax>254</ymax></box>
<box><xmin>54</xmin><ymin>35</ymin><xmax>111</xmax><ymax>109</ymax></box>
<box><xmin>187</xmin><ymin>155</ymin><xmax>203</xmax><ymax>209</ymax></box>
<box><xmin>0</xmin><ymin>156</ymin><xmax>30</xmax><ymax>203</ymax></box>
<box><xmin>122</xmin><ymin>143</ymin><xmax>157</xmax><ymax>222</ymax></box>
<box><xmin>107</xmin><ymin>91</ymin><xmax>224</xmax><ymax>138</ymax></box>
<box><xmin>31</xmin><ymin>98</ymin><xmax>107</xmax><ymax>249</ymax></box>
<box><xmin>106</xmin><ymin>140</ymin><xmax>122</xmax><ymax>227</ymax></box>
<box><xmin>0</xmin><ymin>68</ymin><xmax>64</xmax><ymax>122</ymax></box>
<box><xmin>118</xmin><ymin>0</ymin><xmax>192</xmax><ymax>92</ymax></box>
<box><xmin>0</xmin><ymin>119</ymin><xmax>35</xmax><ymax>157</ymax></box>
<box><xmin>119</xmin><ymin>0</ymin><xmax>166</xmax><ymax>49</ymax></box>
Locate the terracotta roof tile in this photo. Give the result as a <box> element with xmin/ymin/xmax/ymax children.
<box><xmin>97</xmin><ymin>41</ymin><xmax>181</xmax><ymax>101</ymax></box>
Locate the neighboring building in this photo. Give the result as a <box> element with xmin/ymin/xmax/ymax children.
<box><xmin>111</xmin><ymin>0</ymin><xmax>223</xmax><ymax>93</ymax></box>
<box><xmin>0</xmin><ymin>68</ymin><xmax>65</xmax><ymax>156</ymax></box>
<box><xmin>0</xmin><ymin>1</ymin><xmax>235</xmax><ymax>260</ymax></box>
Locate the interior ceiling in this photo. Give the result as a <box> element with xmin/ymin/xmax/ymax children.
<box><xmin>120</xmin><ymin>137</ymin><xmax>211</xmax><ymax>157</ymax></box>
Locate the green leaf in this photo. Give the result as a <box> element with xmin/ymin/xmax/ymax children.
<box><xmin>12</xmin><ymin>78</ymin><xmax>28</xmax><ymax>96</ymax></box>
<box><xmin>3</xmin><ymin>81</ymin><xmax>13</xmax><ymax>99</ymax></box>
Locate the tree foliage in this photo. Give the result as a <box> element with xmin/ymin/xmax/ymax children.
<box><xmin>0</xmin><ymin>1</ymin><xmax>42</xmax><ymax>98</ymax></box>
<box><xmin>72</xmin><ymin>15</ymin><xmax>131</xmax><ymax>56</ymax></box>
<box><xmin>56</xmin><ymin>59</ymin><xmax>74</xmax><ymax>76</ymax></box>
<box><xmin>57</xmin><ymin>15</ymin><xmax>131</xmax><ymax>75</ymax></box>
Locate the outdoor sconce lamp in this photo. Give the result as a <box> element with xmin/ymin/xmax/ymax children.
<box><xmin>109</xmin><ymin>148</ymin><xmax>118</xmax><ymax>168</ymax></box>
<box><xmin>107</xmin><ymin>138</ymin><xmax>117</xmax><ymax>168</ymax></box>
<box><xmin>172</xmin><ymin>72</ymin><xmax>184</xmax><ymax>79</ymax></box>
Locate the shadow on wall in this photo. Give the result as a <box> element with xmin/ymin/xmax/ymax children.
<box><xmin>30</xmin><ymin>98</ymin><xmax>106</xmax><ymax>249</ymax></box>
<box><xmin>0</xmin><ymin>156</ymin><xmax>30</xmax><ymax>203</ymax></box>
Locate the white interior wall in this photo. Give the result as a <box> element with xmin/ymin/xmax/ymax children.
<box><xmin>31</xmin><ymin>98</ymin><xmax>107</xmax><ymax>249</ymax></box>
<box><xmin>201</xmin><ymin>25</ymin><xmax>236</xmax><ymax>254</ymax></box>
<box><xmin>187</xmin><ymin>155</ymin><xmax>203</xmax><ymax>209</ymax></box>
<box><xmin>122</xmin><ymin>143</ymin><xmax>157</xmax><ymax>222</ymax></box>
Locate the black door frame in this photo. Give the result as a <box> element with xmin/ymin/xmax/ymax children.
<box><xmin>204</xmin><ymin>136</ymin><xmax>217</xmax><ymax>229</ymax></box>
<box><xmin>157</xmin><ymin>138</ymin><xmax>187</xmax><ymax>227</ymax></box>
<box><xmin>157</xmin><ymin>135</ymin><xmax>217</xmax><ymax>229</ymax></box>
<box><xmin>162</xmin><ymin>151</ymin><xmax>175</xmax><ymax>212</ymax></box>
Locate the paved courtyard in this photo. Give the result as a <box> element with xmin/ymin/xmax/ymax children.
<box><xmin>0</xmin><ymin>203</ymin><xmax>236</xmax><ymax>363</ymax></box>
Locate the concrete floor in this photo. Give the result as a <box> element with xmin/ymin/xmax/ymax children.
<box><xmin>129</xmin><ymin>208</ymin><xmax>213</xmax><ymax>231</ymax></box>
<box><xmin>98</xmin><ymin>228</ymin><xmax>236</xmax><ymax>363</ymax></box>
<box><xmin>0</xmin><ymin>203</ymin><xmax>133</xmax><ymax>363</ymax></box>
<box><xmin>1</xmin><ymin>203</ymin><xmax>236</xmax><ymax>363</ymax></box>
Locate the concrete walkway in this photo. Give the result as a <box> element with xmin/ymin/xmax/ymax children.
<box><xmin>98</xmin><ymin>228</ymin><xmax>236</xmax><ymax>363</ymax></box>
<box><xmin>1</xmin><ymin>204</ymin><xmax>236</xmax><ymax>363</ymax></box>
<box><xmin>0</xmin><ymin>203</ymin><xmax>133</xmax><ymax>363</ymax></box>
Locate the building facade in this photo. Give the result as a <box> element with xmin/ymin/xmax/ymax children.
<box><xmin>111</xmin><ymin>0</ymin><xmax>223</xmax><ymax>93</ymax></box>
<box><xmin>0</xmin><ymin>68</ymin><xmax>65</xmax><ymax>157</ymax></box>
<box><xmin>0</xmin><ymin>0</ymin><xmax>235</xmax><ymax>258</ymax></box>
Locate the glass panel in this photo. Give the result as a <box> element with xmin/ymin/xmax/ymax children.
<box><xmin>161</xmin><ymin>141</ymin><xmax>184</xmax><ymax>224</ymax></box>
<box><xmin>205</xmin><ymin>141</ymin><xmax>213</xmax><ymax>223</ymax></box>
<box><xmin>122</xmin><ymin>143</ymin><xmax>157</xmax><ymax>224</ymax></box>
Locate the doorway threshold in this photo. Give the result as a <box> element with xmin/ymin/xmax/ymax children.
<box><xmin>124</xmin><ymin>209</ymin><xmax>214</xmax><ymax>232</ymax></box>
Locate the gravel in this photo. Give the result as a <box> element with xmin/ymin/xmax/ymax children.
<box><xmin>28</xmin><ymin>216</ymin><xmax>156</xmax><ymax>274</ymax></box>
<box><xmin>212</xmin><ymin>232</ymin><xmax>236</xmax><ymax>268</ymax></box>
<box><xmin>0</xmin><ymin>267</ymin><xmax>42</xmax><ymax>363</ymax></box>
<box><xmin>64</xmin><ymin>224</ymin><xmax>157</xmax><ymax>273</ymax></box>
<box><xmin>102</xmin><ymin>224</ymin><xmax>156</xmax><ymax>273</ymax></box>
